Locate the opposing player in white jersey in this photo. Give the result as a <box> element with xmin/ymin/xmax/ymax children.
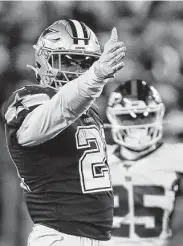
<box><xmin>105</xmin><ymin>79</ymin><xmax>183</xmax><ymax>246</ymax></box>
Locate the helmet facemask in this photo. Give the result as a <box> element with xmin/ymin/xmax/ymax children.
<box><xmin>106</xmin><ymin>80</ymin><xmax>165</xmax><ymax>151</ymax></box>
<box><xmin>106</xmin><ymin>94</ymin><xmax>165</xmax><ymax>151</ymax></box>
<box><xmin>35</xmin><ymin>49</ymin><xmax>99</xmax><ymax>90</ymax></box>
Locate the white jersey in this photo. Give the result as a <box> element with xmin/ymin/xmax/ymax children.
<box><xmin>108</xmin><ymin>143</ymin><xmax>183</xmax><ymax>246</ymax></box>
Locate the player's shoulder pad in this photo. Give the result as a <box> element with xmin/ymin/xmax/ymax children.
<box><xmin>163</xmin><ymin>142</ymin><xmax>183</xmax><ymax>156</ymax></box>
<box><xmin>2</xmin><ymin>84</ymin><xmax>56</xmax><ymax>126</ymax></box>
<box><xmin>163</xmin><ymin>142</ymin><xmax>183</xmax><ymax>173</ymax></box>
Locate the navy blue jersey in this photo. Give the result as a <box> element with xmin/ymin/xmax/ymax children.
<box><xmin>3</xmin><ymin>85</ymin><xmax>113</xmax><ymax>240</ymax></box>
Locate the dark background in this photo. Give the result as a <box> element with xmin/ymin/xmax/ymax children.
<box><xmin>1</xmin><ymin>1</ymin><xmax>183</xmax><ymax>246</ymax></box>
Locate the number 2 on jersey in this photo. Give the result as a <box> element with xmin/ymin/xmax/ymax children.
<box><xmin>75</xmin><ymin>125</ymin><xmax>112</xmax><ymax>193</ymax></box>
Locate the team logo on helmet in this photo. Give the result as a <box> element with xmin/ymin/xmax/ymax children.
<box><xmin>42</xmin><ymin>28</ymin><xmax>61</xmax><ymax>42</ymax></box>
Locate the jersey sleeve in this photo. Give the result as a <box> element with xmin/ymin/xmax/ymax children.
<box><xmin>3</xmin><ymin>85</ymin><xmax>53</xmax><ymax>127</ymax></box>
<box><xmin>4</xmin><ymin>65</ymin><xmax>108</xmax><ymax>147</ymax></box>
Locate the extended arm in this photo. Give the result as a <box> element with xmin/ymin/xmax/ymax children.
<box><xmin>16</xmin><ymin>28</ymin><xmax>126</xmax><ymax>146</ymax></box>
<box><xmin>17</xmin><ymin>66</ymin><xmax>106</xmax><ymax>146</ymax></box>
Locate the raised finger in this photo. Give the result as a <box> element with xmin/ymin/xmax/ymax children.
<box><xmin>109</xmin><ymin>27</ymin><xmax>118</xmax><ymax>44</ymax></box>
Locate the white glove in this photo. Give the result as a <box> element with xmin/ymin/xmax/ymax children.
<box><xmin>93</xmin><ymin>27</ymin><xmax>126</xmax><ymax>80</ymax></box>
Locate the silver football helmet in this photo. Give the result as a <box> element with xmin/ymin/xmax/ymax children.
<box><xmin>28</xmin><ymin>19</ymin><xmax>101</xmax><ymax>90</ymax></box>
<box><xmin>106</xmin><ymin>80</ymin><xmax>165</xmax><ymax>151</ymax></box>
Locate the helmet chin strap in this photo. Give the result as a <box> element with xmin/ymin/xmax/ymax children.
<box><xmin>26</xmin><ymin>64</ymin><xmax>39</xmax><ymax>77</ymax></box>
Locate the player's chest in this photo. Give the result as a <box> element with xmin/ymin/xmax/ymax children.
<box><xmin>48</xmin><ymin>108</ymin><xmax>104</xmax><ymax>152</ymax></box>
<box><xmin>111</xmin><ymin>160</ymin><xmax>178</xmax><ymax>215</ymax></box>
<box><xmin>111</xmin><ymin>161</ymin><xmax>178</xmax><ymax>190</ymax></box>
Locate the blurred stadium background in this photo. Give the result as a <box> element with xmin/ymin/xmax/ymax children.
<box><xmin>1</xmin><ymin>1</ymin><xmax>183</xmax><ymax>246</ymax></box>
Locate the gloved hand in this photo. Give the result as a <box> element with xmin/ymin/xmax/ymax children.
<box><xmin>93</xmin><ymin>27</ymin><xmax>126</xmax><ymax>80</ymax></box>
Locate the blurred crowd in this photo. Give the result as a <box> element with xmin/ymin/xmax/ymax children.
<box><xmin>1</xmin><ymin>1</ymin><xmax>183</xmax><ymax>246</ymax></box>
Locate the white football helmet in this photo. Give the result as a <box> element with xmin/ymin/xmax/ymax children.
<box><xmin>106</xmin><ymin>80</ymin><xmax>165</xmax><ymax>151</ymax></box>
<box><xmin>28</xmin><ymin>19</ymin><xmax>101</xmax><ymax>90</ymax></box>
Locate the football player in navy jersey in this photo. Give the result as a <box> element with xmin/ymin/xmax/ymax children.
<box><xmin>2</xmin><ymin>19</ymin><xmax>126</xmax><ymax>246</ymax></box>
<box><xmin>106</xmin><ymin>79</ymin><xmax>183</xmax><ymax>246</ymax></box>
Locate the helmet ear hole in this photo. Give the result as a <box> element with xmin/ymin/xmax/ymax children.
<box><xmin>36</xmin><ymin>74</ymin><xmax>41</xmax><ymax>83</ymax></box>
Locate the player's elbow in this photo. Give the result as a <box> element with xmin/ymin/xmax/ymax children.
<box><xmin>16</xmin><ymin>122</ymin><xmax>62</xmax><ymax>147</ymax></box>
<box><xmin>17</xmin><ymin>128</ymin><xmax>38</xmax><ymax>147</ymax></box>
